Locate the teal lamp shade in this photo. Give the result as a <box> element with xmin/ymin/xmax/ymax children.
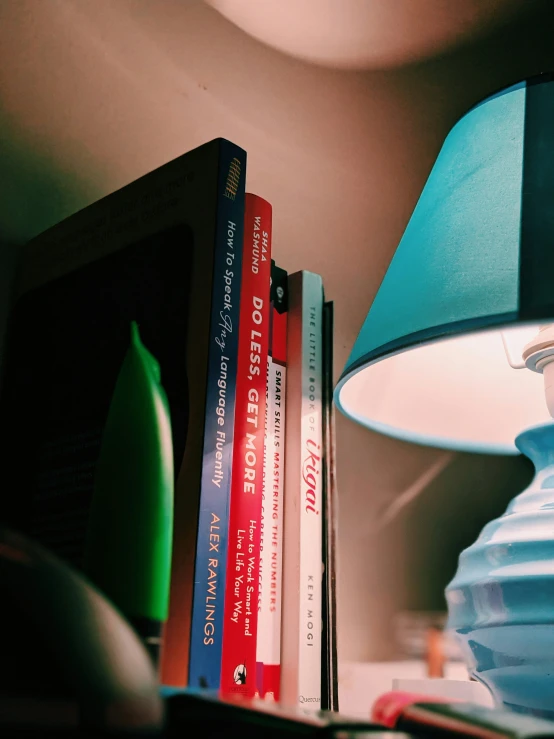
<box><xmin>335</xmin><ymin>75</ymin><xmax>554</xmax><ymax>454</ymax></box>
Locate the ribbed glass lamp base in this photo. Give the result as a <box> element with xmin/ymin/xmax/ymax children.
<box><xmin>446</xmin><ymin>421</ymin><xmax>554</xmax><ymax>715</ymax></box>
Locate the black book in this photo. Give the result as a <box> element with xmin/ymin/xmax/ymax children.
<box><xmin>321</xmin><ymin>300</ymin><xmax>339</xmax><ymax>712</ymax></box>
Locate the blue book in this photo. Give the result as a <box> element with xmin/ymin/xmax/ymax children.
<box><xmin>188</xmin><ymin>142</ymin><xmax>246</xmax><ymax>688</ymax></box>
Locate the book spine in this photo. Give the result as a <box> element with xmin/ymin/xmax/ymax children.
<box><xmin>188</xmin><ymin>143</ymin><xmax>247</xmax><ymax>689</ymax></box>
<box><xmin>281</xmin><ymin>271</ymin><xmax>323</xmax><ymax>710</ymax></box>
<box><xmin>256</xmin><ymin>345</ymin><xmax>271</xmax><ymax>697</ymax></box>
<box><xmin>257</xmin><ymin>267</ymin><xmax>288</xmax><ymax>700</ymax></box>
<box><xmin>321</xmin><ymin>301</ymin><xmax>339</xmax><ymax>712</ymax></box>
<box><xmin>256</xmin><ymin>349</ymin><xmax>271</xmax><ymax>697</ymax></box>
<box><xmin>297</xmin><ymin>273</ymin><xmax>323</xmax><ymax>708</ymax></box>
<box><xmin>220</xmin><ymin>194</ymin><xmax>272</xmax><ymax>695</ymax></box>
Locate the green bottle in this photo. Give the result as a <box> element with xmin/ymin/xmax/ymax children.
<box><xmin>84</xmin><ymin>322</ymin><xmax>174</xmax><ymax>666</ymax></box>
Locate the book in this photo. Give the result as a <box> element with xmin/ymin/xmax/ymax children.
<box><xmin>220</xmin><ymin>194</ymin><xmax>272</xmax><ymax>695</ymax></box>
<box><xmin>280</xmin><ymin>271</ymin><xmax>324</xmax><ymax>711</ymax></box>
<box><xmin>257</xmin><ymin>330</ymin><xmax>272</xmax><ymax>698</ymax></box>
<box><xmin>321</xmin><ymin>301</ymin><xmax>339</xmax><ymax>712</ymax></box>
<box><xmin>257</xmin><ymin>262</ymin><xmax>288</xmax><ymax>700</ymax></box>
<box><xmin>187</xmin><ymin>159</ymin><xmax>246</xmax><ymax>688</ymax></box>
<box><xmin>0</xmin><ymin>138</ymin><xmax>247</xmax><ymax>688</ymax></box>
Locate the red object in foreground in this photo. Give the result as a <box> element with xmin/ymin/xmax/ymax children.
<box><xmin>372</xmin><ymin>691</ymin><xmax>454</xmax><ymax>728</ymax></box>
<box><xmin>372</xmin><ymin>691</ymin><xmax>554</xmax><ymax>739</ymax></box>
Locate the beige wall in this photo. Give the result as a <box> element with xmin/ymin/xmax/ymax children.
<box><xmin>1</xmin><ymin>0</ymin><xmax>553</xmax><ymax>661</ymax></box>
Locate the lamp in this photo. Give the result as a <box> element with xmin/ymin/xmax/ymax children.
<box><xmin>335</xmin><ymin>74</ymin><xmax>554</xmax><ymax>716</ymax></box>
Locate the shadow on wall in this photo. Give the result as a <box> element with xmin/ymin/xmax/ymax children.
<box><xmin>0</xmin><ymin>111</ymin><xmax>97</xmax><ymax>244</ymax></box>
<box><xmin>400</xmin><ymin>451</ymin><xmax>533</xmax><ymax>613</ymax></box>
<box><xmin>337</xmin><ymin>425</ymin><xmax>533</xmax><ymax>662</ymax></box>
<box><xmin>0</xmin><ymin>111</ymin><xmax>98</xmax><ymax>388</ymax></box>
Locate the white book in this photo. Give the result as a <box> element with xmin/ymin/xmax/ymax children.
<box><xmin>257</xmin><ymin>352</ymin><xmax>287</xmax><ymax>698</ymax></box>
<box><xmin>280</xmin><ymin>271</ymin><xmax>323</xmax><ymax>711</ymax></box>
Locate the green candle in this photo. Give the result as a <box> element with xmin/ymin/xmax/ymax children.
<box><xmin>84</xmin><ymin>322</ymin><xmax>174</xmax><ymax>666</ymax></box>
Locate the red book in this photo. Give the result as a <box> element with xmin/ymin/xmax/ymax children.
<box><xmin>220</xmin><ymin>193</ymin><xmax>272</xmax><ymax>695</ymax></box>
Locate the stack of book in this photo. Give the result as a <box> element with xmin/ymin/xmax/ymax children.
<box><xmin>0</xmin><ymin>138</ymin><xmax>338</xmax><ymax>712</ymax></box>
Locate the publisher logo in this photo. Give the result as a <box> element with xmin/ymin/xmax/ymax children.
<box><xmin>224</xmin><ymin>157</ymin><xmax>241</xmax><ymax>200</ymax></box>
<box><xmin>299</xmin><ymin>695</ymin><xmax>320</xmax><ymax>704</ymax></box>
<box><xmin>233</xmin><ymin>664</ymin><xmax>247</xmax><ymax>685</ymax></box>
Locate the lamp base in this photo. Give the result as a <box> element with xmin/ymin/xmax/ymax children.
<box><xmin>446</xmin><ymin>421</ymin><xmax>554</xmax><ymax>716</ymax></box>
